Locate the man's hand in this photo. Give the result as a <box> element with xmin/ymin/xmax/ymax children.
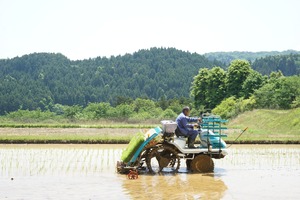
<box><xmin>198</xmin><ymin>118</ymin><xmax>202</xmax><ymax>123</ymax></box>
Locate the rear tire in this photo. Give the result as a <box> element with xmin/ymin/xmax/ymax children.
<box><xmin>191</xmin><ymin>155</ymin><xmax>214</xmax><ymax>173</ymax></box>
<box><xmin>146</xmin><ymin>145</ymin><xmax>180</xmax><ymax>174</ymax></box>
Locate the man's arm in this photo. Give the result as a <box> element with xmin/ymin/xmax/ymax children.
<box><xmin>181</xmin><ymin>117</ymin><xmax>195</xmax><ymax>129</ymax></box>
<box><xmin>185</xmin><ymin>116</ymin><xmax>199</xmax><ymax>123</ymax></box>
<box><xmin>186</xmin><ymin>116</ymin><xmax>202</xmax><ymax>129</ymax></box>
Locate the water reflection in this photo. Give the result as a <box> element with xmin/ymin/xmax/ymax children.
<box><xmin>122</xmin><ymin>173</ymin><xmax>227</xmax><ymax>199</ymax></box>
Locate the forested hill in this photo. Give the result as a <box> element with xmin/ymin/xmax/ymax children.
<box><xmin>0</xmin><ymin>48</ymin><xmax>220</xmax><ymax>114</ymax></box>
<box><xmin>252</xmin><ymin>54</ymin><xmax>300</xmax><ymax>76</ymax></box>
<box><xmin>204</xmin><ymin>50</ymin><xmax>300</xmax><ymax>65</ymax></box>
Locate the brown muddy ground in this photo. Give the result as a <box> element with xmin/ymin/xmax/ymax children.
<box><xmin>0</xmin><ymin>144</ymin><xmax>299</xmax><ymax>199</ymax></box>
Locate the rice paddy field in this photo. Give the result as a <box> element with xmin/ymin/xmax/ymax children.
<box><xmin>0</xmin><ymin>144</ymin><xmax>299</xmax><ymax>199</ymax></box>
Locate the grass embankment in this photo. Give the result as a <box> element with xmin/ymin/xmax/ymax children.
<box><xmin>0</xmin><ymin>109</ymin><xmax>299</xmax><ymax>144</ymax></box>
<box><xmin>226</xmin><ymin>108</ymin><xmax>300</xmax><ymax>144</ymax></box>
<box><xmin>0</xmin><ymin>124</ymin><xmax>155</xmax><ymax>129</ymax></box>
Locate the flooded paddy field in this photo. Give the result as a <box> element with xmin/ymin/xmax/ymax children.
<box><xmin>0</xmin><ymin>144</ymin><xmax>299</xmax><ymax>200</ymax></box>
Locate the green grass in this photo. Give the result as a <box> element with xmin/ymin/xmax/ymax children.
<box><xmin>226</xmin><ymin>108</ymin><xmax>300</xmax><ymax>142</ymax></box>
<box><xmin>0</xmin><ymin>123</ymin><xmax>156</xmax><ymax>129</ymax></box>
<box><xmin>0</xmin><ymin>134</ymin><xmax>133</xmax><ymax>144</ymax></box>
<box><xmin>0</xmin><ymin>108</ymin><xmax>299</xmax><ymax>144</ymax></box>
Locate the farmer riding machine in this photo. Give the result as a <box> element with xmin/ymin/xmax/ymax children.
<box><xmin>117</xmin><ymin>114</ymin><xmax>228</xmax><ymax>174</ymax></box>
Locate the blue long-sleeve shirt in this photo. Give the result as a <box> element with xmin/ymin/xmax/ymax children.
<box><xmin>175</xmin><ymin>112</ymin><xmax>198</xmax><ymax>134</ymax></box>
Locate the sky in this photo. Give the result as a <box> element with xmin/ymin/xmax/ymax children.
<box><xmin>0</xmin><ymin>0</ymin><xmax>299</xmax><ymax>60</ymax></box>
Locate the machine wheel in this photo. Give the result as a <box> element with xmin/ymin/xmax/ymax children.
<box><xmin>191</xmin><ymin>155</ymin><xmax>214</xmax><ymax>173</ymax></box>
<box><xmin>146</xmin><ymin>145</ymin><xmax>180</xmax><ymax>174</ymax></box>
<box><xmin>135</xmin><ymin>148</ymin><xmax>151</xmax><ymax>169</ymax></box>
<box><xmin>134</xmin><ymin>145</ymin><xmax>158</xmax><ymax>170</ymax></box>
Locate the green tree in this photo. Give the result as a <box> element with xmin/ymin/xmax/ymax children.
<box><xmin>84</xmin><ymin>102</ymin><xmax>111</xmax><ymax>119</ymax></box>
<box><xmin>254</xmin><ymin>76</ymin><xmax>300</xmax><ymax>109</ymax></box>
<box><xmin>51</xmin><ymin>104</ymin><xmax>65</xmax><ymax>115</ymax></box>
<box><xmin>191</xmin><ymin>68</ymin><xmax>209</xmax><ymax>108</ymax></box>
<box><xmin>115</xmin><ymin>104</ymin><xmax>134</xmax><ymax>118</ymax></box>
<box><xmin>160</xmin><ymin>108</ymin><xmax>177</xmax><ymax>119</ymax></box>
<box><xmin>133</xmin><ymin>98</ymin><xmax>156</xmax><ymax>113</ymax></box>
<box><xmin>270</xmin><ymin>70</ymin><xmax>284</xmax><ymax>79</ymax></box>
<box><xmin>63</xmin><ymin>105</ymin><xmax>83</xmax><ymax>119</ymax></box>
<box><xmin>167</xmin><ymin>100</ymin><xmax>184</xmax><ymax>114</ymax></box>
<box><xmin>212</xmin><ymin>97</ymin><xmax>237</xmax><ymax>119</ymax></box>
<box><xmin>242</xmin><ymin>70</ymin><xmax>265</xmax><ymax>98</ymax></box>
<box><xmin>191</xmin><ymin>67</ymin><xmax>226</xmax><ymax>109</ymax></box>
<box><xmin>226</xmin><ymin>60</ymin><xmax>251</xmax><ymax>97</ymax></box>
<box><xmin>0</xmin><ymin>48</ymin><xmax>218</xmax><ymax>114</ymax></box>
<box><xmin>212</xmin><ymin>96</ymin><xmax>256</xmax><ymax>119</ymax></box>
<box><xmin>114</xmin><ymin>96</ymin><xmax>133</xmax><ymax>106</ymax></box>
<box><xmin>252</xmin><ymin>54</ymin><xmax>300</xmax><ymax>76</ymax></box>
<box><xmin>205</xmin><ymin>67</ymin><xmax>226</xmax><ymax>108</ymax></box>
<box><xmin>157</xmin><ymin>96</ymin><xmax>169</xmax><ymax>110</ymax></box>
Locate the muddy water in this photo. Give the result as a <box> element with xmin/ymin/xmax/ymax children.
<box><xmin>0</xmin><ymin>144</ymin><xmax>299</xmax><ymax>200</ymax></box>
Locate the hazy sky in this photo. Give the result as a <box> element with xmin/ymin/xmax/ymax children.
<box><xmin>1</xmin><ymin>0</ymin><xmax>299</xmax><ymax>60</ymax></box>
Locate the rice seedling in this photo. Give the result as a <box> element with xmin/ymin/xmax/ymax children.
<box><xmin>0</xmin><ymin>145</ymin><xmax>120</xmax><ymax>177</ymax></box>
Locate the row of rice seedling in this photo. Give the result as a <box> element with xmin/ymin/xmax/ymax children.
<box><xmin>216</xmin><ymin>145</ymin><xmax>300</xmax><ymax>170</ymax></box>
<box><xmin>0</xmin><ymin>145</ymin><xmax>123</xmax><ymax>177</ymax></box>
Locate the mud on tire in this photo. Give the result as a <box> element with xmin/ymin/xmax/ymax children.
<box><xmin>191</xmin><ymin>155</ymin><xmax>214</xmax><ymax>173</ymax></box>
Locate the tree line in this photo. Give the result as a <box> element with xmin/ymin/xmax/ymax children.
<box><xmin>3</xmin><ymin>97</ymin><xmax>196</xmax><ymax>122</ymax></box>
<box><xmin>0</xmin><ymin>48</ymin><xmax>221</xmax><ymax>115</ymax></box>
<box><xmin>204</xmin><ymin>50</ymin><xmax>300</xmax><ymax>65</ymax></box>
<box><xmin>1</xmin><ymin>48</ymin><xmax>300</xmax><ymax>119</ymax></box>
<box><xmin>192</xmin><ymin>60</ymin><xmax>300</xmax><ymax>118</ymax></box>
<box><xmin>252</xmin><ymin>54</ymin><xmax>300</xmax><ymax>76</ymax></box>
